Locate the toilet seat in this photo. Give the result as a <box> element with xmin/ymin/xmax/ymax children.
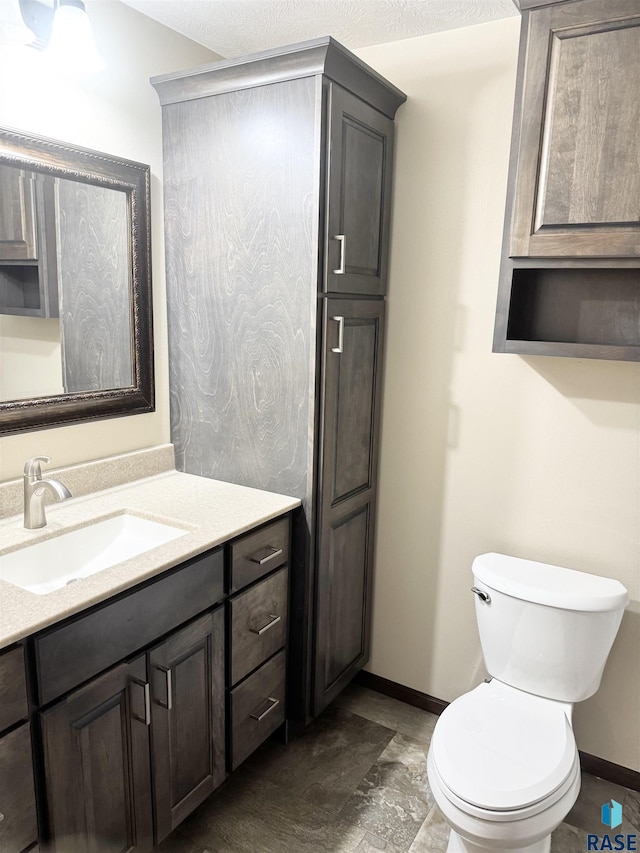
<box><xmin>431</xmin><ymin>681</ymin><xmax>577</xmax><ymax>814</ymax></box>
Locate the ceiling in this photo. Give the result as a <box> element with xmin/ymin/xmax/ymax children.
<box><xmin>120</xmin><ymin>0</ymin><xmax>518</xmax><ymax>59</ymax></box>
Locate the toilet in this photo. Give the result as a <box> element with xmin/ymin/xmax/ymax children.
<box><xmin>427</xmin><ymin>552</ymin><xmax>629</xmax><ymax>853</ymax></box>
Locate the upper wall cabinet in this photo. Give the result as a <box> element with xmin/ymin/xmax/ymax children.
<box><xmin>494</xmin><ymin>0</ymin><xmax>640</xmax><ymax>361</ymax></box>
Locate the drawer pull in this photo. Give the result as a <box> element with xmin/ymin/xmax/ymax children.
<box><xmin>250</xmin><ymin>697</ymin><xmax>280</xmax><ymax>722</ymax></box>
<box><xmin>248</xmin><ymin>546</ymin><xmax>283</xmax><ymax>566</ymax></box>
<box><xmin>250</xmin><ymin>614</ymin><xmax>281</xmax><ymax>636</ymax></box>
<box><xmin>154</xmin><ymin>665</ymin><xmax>173</xmax><ymax>711</ymax></box>
<box><xmin>333</xmin><ymin>234</ymin><xmax>346</xmax><ymax>274</ymax></box>
<box><xmin>129</xmin><ymin>678</ymin><xmax>150</xmax><ymax>725</ymax></box>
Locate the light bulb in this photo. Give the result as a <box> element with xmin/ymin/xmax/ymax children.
<box><xmin>46</xmin><ymin>0</ymin><xmax>104</xmax><ymax>73</ymax></box>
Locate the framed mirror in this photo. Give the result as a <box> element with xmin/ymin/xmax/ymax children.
<box><xmin>0</xmin><ymin>125</ymin><xmax>154</xmax><ymax>435</ymax></box>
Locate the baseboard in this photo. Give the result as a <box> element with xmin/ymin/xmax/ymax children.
<box><xmin>355</xmin><ymin>670</ymin><xmax>640</xmax><ymax>793</ymax></box>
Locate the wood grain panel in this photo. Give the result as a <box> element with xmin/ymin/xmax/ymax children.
<box><xmin>149</xmin><ymin>609</ymin><xmax>225</xmax><ymax>843</ymax></box>
<box><xmin>509</xmin><ymin>0</ymin><xmax>640</xmax><ymax>257</ymax></box>
<box><xmin>230</xmin><ymin>567</ymin><xmax>288</xmax><ymax>685</ymax></box>
<box><xmin>333</xmin><ymin>318</ymin><xmax>376</xmax><ymax>502</ymax></box>
<box><xmin>56</xmin><ymin>179</ymin><xmax>132</xmax><ymax>392</ymax></box>
<box><xmin>41</xmin><ymin>656</ymin><xmax>153</xmax><ymax>853</ymax></box>
<box><xmin>162</xmin><ymin>77</ymin><xmax>319</xmax><ymax>502</ymax></box>
<box><xmin>0</xmin><ymin>644</ymin><xmax>28</xmax><ymax>731</ymax></box>
<box><xmin>324</xmin><ymin>506</ymin><xmax>369</xmax><ymax>688</ymax></box>
<box><xmin>229</xmin><ymin>650</ymin><xmax>286</xmax><ymax>770</ymax></box>
<box><xmin>0</xmin><ymin>724</ymin><xmax>38</xmax><ymax>853</ymax></box>
<box><xmin>0</xmin><ymin>165</ymin><xmax>37</xmax><ymax>261</ymax></box>
<box><xmin>539</xmin><ymin>25</ymin><xmax>640</xmax><ymax>228</ymax></box>
<box><xmin>325</xmin><ymin>83</ymin><xmax>394</xmax><ymax>295</ymax></box>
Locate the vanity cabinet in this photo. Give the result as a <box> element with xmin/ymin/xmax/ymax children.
<box><xmin>152</xmin><ymin>37</ymin><xmax>405</xmax><ymax>722</ymax></box>
<box><xmin>13</xmin><ymin>511</ymin><xmax>292</xmax><ymax>851</ymax></box>
<box><xmin>0</xmin><ymin>645</ymin><xmax>38</xmax><ymax>853</ymax></box>
<box><xmin>494</xmin><ymin>0</ymin><xmax>640</xmax><ymax>360</ymax></box>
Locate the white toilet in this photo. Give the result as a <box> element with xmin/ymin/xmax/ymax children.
<box><xmin>427</xmin><ymin>552</ymin><xmax>629</xmax><ymax>853</ymax></box>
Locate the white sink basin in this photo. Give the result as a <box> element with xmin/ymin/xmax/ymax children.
<box><xmin>0</xmin><ymin>513</ymin><xmax>188</xmax><ymax>595</ymax></box>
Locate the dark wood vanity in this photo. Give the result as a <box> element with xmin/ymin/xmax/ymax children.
<box><xmin>0</xmin><ymin>512</ymin><xmax>291</xmax><ymax>853</ymax></box>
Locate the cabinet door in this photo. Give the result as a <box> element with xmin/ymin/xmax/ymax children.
<box><xmin>0</xmin><ymin>723</ymin><xmax>38</xmax><ymax>853</ymax></box>
<box><xmin>510</xmin><ymin>0</ymin><xmax>640</xmax><ymax>258</ymax></box>
<box><xmin>314</xmin><ymin>299</ymin><xmax>385</xmax><ymax>714</ymax></box>
<box><xmin>0</xmin><ymin>165</ymin><xmax>38</xmax><ymax>261</ymax></box>
<box><xmin>325</xmin><ymin>84</ymin><xmax>394</xmax><ymax>295</ymax></box>
<box><xmin>148</xmin><ymin>609</ymin><xmax>225</xmax><ymax>844</ymax></box>
<box><xmin>41</xmin><ymin>656</ymin><xmax>153</xmax><ymax>853</ymax></box>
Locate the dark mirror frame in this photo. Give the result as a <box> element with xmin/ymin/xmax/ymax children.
<box><xmin>0</xmin><ymin>126</ymin><xmax>154</xmax><ymax>435</ymax></box>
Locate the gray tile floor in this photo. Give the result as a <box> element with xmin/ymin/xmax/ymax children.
<box><xmin>157</xmin><ymin>684</ymin><xmax>640</xmax><ymax>852</ymax></box>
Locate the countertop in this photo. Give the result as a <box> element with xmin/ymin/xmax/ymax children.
<box><xmin>0</xmin><ymin>470</ymin><xmax>300</xmax><ymax>649</ymax></box>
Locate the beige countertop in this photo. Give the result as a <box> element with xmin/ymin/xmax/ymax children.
<box><xmin>0</xmin><ymin>470</ymin><xmax>300</xmax><ymax>649</ymax></box>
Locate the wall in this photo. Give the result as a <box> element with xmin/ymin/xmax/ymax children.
<box><xmin>357</xmin><ymin>19</ymin><xmax>640</xmax><ymax>772</ymax></box>
<box><xmin>0</xmin><ymin>0</ymin><xmax>218</xmax><ymax>480</ymax></box>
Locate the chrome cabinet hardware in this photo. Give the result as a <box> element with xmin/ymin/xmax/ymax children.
<box><xmin>250</xmin><ymin>614</ymin><xmax>281</xmax><ymax>636</ymax></box>
<box><xmin>250</xmin><ymin>697</ymin><xmax>280</xmax><ymax>722</ymax></box>
<box><xmin>248</xmin><ymin>546</ymin><xmax>283</xmax><ymax>566</ymax></box>
<box><xmin>331</xmin><ymin>315</ymin><xmax>344</xmax><ymax>353</ymax></box>
<box><xmin>333</xmin><ymin>234</ymin><xmax>346</xmax><ymax>274</ymax></box>
<box><xmin>130</xmin><ymin>678</ymin><xmax>151</xmax><ymax>725</ymax></box>
<box><xmin>154</xmin><ymin>666</ymin><xmax>173</xmax><ymax>711</ymax></box>
<box><xmin>471</xmin><ymin>586</ymin><xmax>491</xmax><ymax>604</ymax></box>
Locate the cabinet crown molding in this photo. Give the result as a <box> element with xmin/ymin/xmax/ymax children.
<box><xmin>151</xmin><ymin>36</ymin><xmax>407</xmax><ymax>119</ymax></box>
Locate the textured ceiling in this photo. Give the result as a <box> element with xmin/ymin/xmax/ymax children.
<box><xmin>120</xmin><ymin>0</ymin><xmax>518</xmax><ymax>59</ymax></box>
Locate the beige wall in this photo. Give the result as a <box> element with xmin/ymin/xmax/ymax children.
<box><xmin>357</xmin><ymin>18</ymin><xmax>640</xmax><ymax>772</ymax></box>
<box><xmin>0</xmin><ymin>1</ymin><xmax>218</xmax><ymax>479</ymax></box>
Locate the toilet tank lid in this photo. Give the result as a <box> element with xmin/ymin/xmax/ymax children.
<box><xmin>472</xmin><ymin>553</ymin><xmax>629</xmax><ymax>612</ymax></box>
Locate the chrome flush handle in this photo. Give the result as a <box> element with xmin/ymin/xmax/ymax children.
<box><xmin>471</xmin><ymin>586</ymin><xmax>491</xmax><ymax>604</ymax></box>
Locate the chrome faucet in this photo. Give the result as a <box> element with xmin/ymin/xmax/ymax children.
<box><xmin>23</xmin><ymin>456</ymin><xmax>72</xmax><ymax>530</ymax></box>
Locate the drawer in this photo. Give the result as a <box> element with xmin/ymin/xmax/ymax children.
<box><xmin>229</xmin><ymin>649</ymin><xmax>285</xmax><ymax>770</ymax></box>
<box><xmin>229</xmin><ymin>516</ymin><xmax>289</xmax><ymax>592</ymax></box>
<box><xmin>35</xmin><ymin>547</ymin><xmax>224</xmax><ymax>706</ymax></box>
<box><xmin>0</xmin><ymin>723</ymin><xmax>38</xmax><ymax>853</ymax></box>
<box><xmin>0</xmin><ymin>645</ymin><xmax>28</xmax><ymax>731</ymax></box>
<box><xmin>230</xmin><ymin>567</ymin><xmax>288</xmax><ymax>685</ymax></box>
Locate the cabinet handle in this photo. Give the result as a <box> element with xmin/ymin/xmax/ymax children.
<box><xmin>129</xmin><ymin>678</ymin><xmax>151</xmax><ymax>725</ymax></box>
<box><xmin>250</xmin><ymin>614</ymin><xmax>281</xmax><ymax>636</ymax></box>
<box><xmin>154</xmin><ymin>666</ymin><xmax>173</xmax><ymax>711</ymax></box>
<box><xmin>248</xmin><ymin>546</ymin><xmax>283</xmax><ymax>566</ymax></box>
<box><xmin>250</xmin><ymin>697</ymin><xmax>280</xmax><ymax>722</ymax></box>
<box><xmin>331</xmin><ymin>316</ymin><xmax>344</xmax><ymax>354</ymax></box>
<box><xmin>333</xmin><ymin>234</ymin><xmax>346</xmax><ymax>274</ymax></box>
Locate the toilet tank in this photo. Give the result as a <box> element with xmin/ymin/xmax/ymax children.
<box><xmin>472</xmin><ymin>553</ymin><xmax>629</xmax><ymax>703</ymax></box>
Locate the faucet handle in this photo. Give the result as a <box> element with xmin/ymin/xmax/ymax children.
<box><xmin>24</xmin><ymin>455</ymin><xmax>51</xmax><ymax>480</ymax></box>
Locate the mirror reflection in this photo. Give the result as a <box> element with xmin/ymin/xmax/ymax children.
<box><xmin>0</xmin><ymin>163</ymin><xmax>132</xmax><ymax>403</ymax></box>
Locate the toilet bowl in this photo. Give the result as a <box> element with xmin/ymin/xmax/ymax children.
<box><xmin>426</xmin><ymin>553</ymin><xmax>628</xmax><ymax>853</ymax></box>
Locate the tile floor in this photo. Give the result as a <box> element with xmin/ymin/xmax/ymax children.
<box><xmin>156</xmin><ymin>684</ymin><xmax>640</xmax><ymax>853</ymax></box>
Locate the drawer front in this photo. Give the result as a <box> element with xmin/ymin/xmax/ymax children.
<box><xmin>230</xmin><ymin>567</ymin><xmax>288</xmax><ymax>685</ymax></box>
<box><xmin>0</xmin><ymin>645</ymin><xmax>28</xmax><ymax>731</ymax></box>
<box><xmin>35</xmin><ymin>547</ymin><xmax>224</xmax><ymax>706</ymax></box>
<box><xmin>0</xmin><ymin>723</ymin><xmax>38</xmax><ymax>853</ymax></box>
<box><xmin>230</xmin><ymin>516</ymin><xmax>289</xmax><ymax>592</ymax></box>
<box><xmin>230</xmin><ymin>649</ymin><xmax>285</xmax><ymax>770</ymax></box>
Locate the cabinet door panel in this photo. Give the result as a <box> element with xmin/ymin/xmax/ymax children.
<box><xmin>325</xmin><ymin>85</ymin><xmax>394</xmax><ymax>295</ymax></box>
<box><xmin>148</xmin><ymin>609</ymin><xmax>225</xmax><ymax>844</ymax></box>
<box><xmin>314</xmin><ymin>299</ymin><xmax>385</xmax><ymax>714</ymax></box>
<box><xmin>0</xmin><ymin>723</ymin><xmax>38</xmax><ymax>853</ymax></box>
<box><xmin>510</xmin><ymin>0</ymin><xmax>640</xmax><ymax>257</ymax></box>
<box><xmin>41</xmin><ymin>656</ymin><xmax>153</xmax><ymax>853</ymax></box>
<box><xmin>0</xmin><ymin>166</ymin><xmax>38</xmax><ymax>261</ymax></box>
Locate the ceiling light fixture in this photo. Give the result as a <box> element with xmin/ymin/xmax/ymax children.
<box><xmin>46</xmin><ymin>0</ymin><xmax>104</xmax><ymax>73</ymax></box>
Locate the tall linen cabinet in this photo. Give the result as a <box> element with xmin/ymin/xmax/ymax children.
<box><xmin>153</xmin><ymin>39</ymin><xmax>405</xmax><ymax>721</ymax></box>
